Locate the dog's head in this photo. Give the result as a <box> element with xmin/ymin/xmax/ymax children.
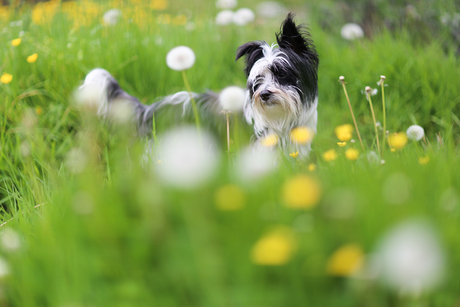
<box><xmin>236</xmin><ymin>13</ymin><xmax>319</xmax><ymax>135</ymax></box>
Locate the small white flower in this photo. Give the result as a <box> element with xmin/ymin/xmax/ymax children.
<box><xmin>375</xmin><ymin>221</ymin><xmax>445</xmax><ymax>296</ymax></box>
<box><xmin>406</xmin><ymin>125</ymin><xmax>424</xmax><ymax>141</ymax></box>
<box><xmin>215</xmin><ymin>10</ymin><xmax>234</xmax><ymax>26</ymax></box>
<box><xmin>340</xmin><ymin>23</ymin><xmax>364</xmax><ymax>40</ymax></box>
<box><xmin>219</xmin><ymin>86</ymin><xmax>246</xmax><ymax>112</ymax></box>
<box><xmin>233</xmin><ymin>8</ymin><xmax>255</xmax><ymax>26</ymax></box>
<box><xmin>166</xmin><ymin>46</ymin><xmax>195</xmax><ymax>71</ymax></box>
<box><xmin>1</xmin><ymin>228</ymin><xmax>21</xmax><ymax>251</ymax></box>
<box><xmin>103</xmin><ymin>9</ymin><xmax>122</xmax><ymax>26</ymax></box>
<box><xmin>234</xmin><ymin>146</ymin><xmax>276</xmax><ymax>184</ymax></box>
<box><xmin>256</xmin><ymin>1</ymin><xmax>287</xmax><ymax>18</ymax></box>
<box><xmin>155</xmin><ymin>127</ymin><xmax>219</xmax><ymax>189</ymax></box>
<box><xmin>216</xmin><ymin>0</ymin><xmax>237</xmax><ymax>9</ymax></box>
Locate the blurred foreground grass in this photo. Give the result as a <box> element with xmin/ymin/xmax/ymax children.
<box><xmin>0</xmin><ymin>0</ymin><xmax>460</xmax><ymax>306</ymax></box>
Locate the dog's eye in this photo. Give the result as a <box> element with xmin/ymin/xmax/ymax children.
<box><xmin>277</xmin><ymin>70</ymin><xmax>286</xmax><ymax>78</ymax></box>
<box><xmin>253</xmin><ymin>83</ymin><xmax>261</xmax><ymax>91</ymax></box>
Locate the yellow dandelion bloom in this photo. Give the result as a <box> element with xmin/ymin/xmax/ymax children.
<box><xmin>335</xmin><ymin>124</ymin><xmax>353</xmax><ymax>141</ymax></box>
<box><xmin>323</xmin><ymin>149</ymin><xmax>338</xmax><ymax>162</ymax></box>
<box><xmin>282</xmin><ymin>175</ymin><xmax>321</xmax><ymax>209</ymax></box>
<box><xmin>27</xmin><ymin>53</ymin><xmax>38</xmax><ymax>63</ymax></box>
<box><xmin>290</xmin><ymin>126</ymin><xmax>314</xmax><ymax>144</ymax></box>
<box><xmin>251</xmin><ymin>227</ymin><xmax>296</xmax><ymax>265</ymax></box>
<box><xmin>345</xmin><ymin>148</ymin><xmax>359</xmax><ymax>161</ymax></box>
<box><xmin>289</xmin><ymin>151</ymin><xmax>299</xmax><ymax>158</ymax></box>
<box><xmin>337</xmin><ymin>142</ymin><xmax>346</xmax><ymax>147</ymax></box>
<box><xmin>214</xmin><ymin>184</ymin><xmax>246</xmax><ymax>211</ymax></box>
<box><xmin>327</xmin><ymin>244</ymin><xmax>364</xmax><ymax>276</ymax></box>
<box><xmin>308</xmin><ymin>163</ymin><xmax>316</xmax><ymax>172</ymax></box>
<box><xmin>390</xmin><ymin>148</ymin><xmax>396</xmax><ymax>152</ymax></box>
<box><xmin>260</xmin><ymin>134</ymin><xmax>279</xmax><ymax>147</ymax></box>
<box><xmin>35</xmin><ymin>106</ymin><xmax>43</xmax><ymax>116</ymax></box>
<box><xmin>11</xmin><ymin>38</ymin><xmax>21</xmax><ymax>47</ymax></box>
<box><xmin>388</xmin><ymin>132</ymin><xmax>408</xmax><ymax>150</ymax></box>
<box><xmin>418</xmin><ymin>156</ymin><xmax>429</xmax><ymax>165</ymax></box>
<box><xmin>1</xmin><ymin>73</ymin><xmax>13</xmax><ymax>84</ymax></box>
<box><xmin>150</xmin><ymin>0</ymin><xmax>168</xmax><ymax>10</ymax></box>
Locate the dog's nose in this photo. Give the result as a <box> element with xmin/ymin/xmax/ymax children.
<box><xmin>260</xmin><ymin>90</ymin><xmax>272</xmax><ymax>101</ymax></box>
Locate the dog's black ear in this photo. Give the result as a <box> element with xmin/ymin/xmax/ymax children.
<box><xmin>236</xmin><ymin>41</ymin><xmax>264</xmax><ymax>77</ymax></box>
<box><xmin>276</xmin><ymin>13</ymin><xmax>318</xmax><ymax>61</ymax></box>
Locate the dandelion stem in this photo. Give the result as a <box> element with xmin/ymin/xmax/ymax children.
<box><xmin>181</xmin><ymin>70</ymin><xmax>201</xmax><ymax>132</ymax></box>
<box><xmin>340</xmin><ymin>81</ymin><xmax>364</xmax><ymax>151</ymax></box>
<box><xmin>226</xmin><ymin>113</ymin><xmax>230</xmax><ymax>153</ymax></box>
<box><xmin>380</xmin><ymin>79</ymin><xmax>386</xmax><ymax>157</ymax></box>
<box><xmin>366</xmin><ymin>93</ymin><xmax>381</xmax><ymax>155</ymax></box>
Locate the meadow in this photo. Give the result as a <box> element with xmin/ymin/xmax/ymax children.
<box><xmin>0</xmin><ymin>0</ymin><xmax>460</xmax><ymax>306</ymax></box>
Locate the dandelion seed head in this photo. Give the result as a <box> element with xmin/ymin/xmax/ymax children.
<box><xmin>0</xmin><ymin>228</ymin><xmax>21</xmax><ymax>251</ymax></box>
<box><xmin>233</xmin><ymin>8</ymin><xmax>255</xmax><ymax>26</ymax></box>
<box><xmin>406</xmin><ymin>125</ymin><xmax>424</xmax><ymax>141</ymax></box>
<box><xmin>166</xmin><ymin>46</ymin><xmax>195</xmax><ymax>71</ymax></box>
<box><xmin>256</xmin><ymin>1</ymin><xmax>287</xmax><ymax>18</ymax></box>
<box><xmin>340</xmin><ymin>23</ymin><xmax>364</xmax><ymax>40</ymax></box>
<box><xmin>215</xmin><ymin>10</ymin><xmax>234</xmax><ymax>25</ymax></box>
<box><xmin>235</xmin><ymin>146</ymin><xmax>276</xmax><ymax>183</ymax></box>
<box><xmin>103</xmin><ymin>9</ymin><xmax>122</xmax><ymax>26</ymax></box>
<box><xmin>216</xmin><ymin>0</ymin><xmax>237</xmax><ymax>9</ymax></box>
<box><xmin>219</xmin><ymin>86</ymin><xmax>246</xmax><ymax>112</ymax></box>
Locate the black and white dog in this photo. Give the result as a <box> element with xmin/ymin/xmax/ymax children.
<box><xmin>78</xmin><ymin>13</ymin><xmax>319</xmax><ymax>157</ymax></box>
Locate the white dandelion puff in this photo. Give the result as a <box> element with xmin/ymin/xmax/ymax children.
<box><xmin>375</xmin><ymin>220</ymin><xmax>445</xmax><ymax>296</ymax></box>
<box><xmin>234</xmin><ymin>146</ymin><xmax>277</xmax><ymax>184</ymax></box>
<box><xmin>103</xmin><ymin>9</ymin><xmax>122</xmax><ymax>26</ymax></box>
<box><xmin>155</xmin><ymin>127</ymin><xmax>219</xmax><ymax>189</ymax></box>
<box><xmin>216</xmin><ymin>0</ymin><xmax>237</xmax><ymax>9</ymax></box>
<box><xmin>0</xmin><ymin>257</ymin><xmax>9</xmax><ymax>278</ymax></box>
<box><xmin>0</xmin><ymin>228</ymin><xmax>21</xmax><ymax>251</ymax></box>
<box><xmin>257</xmin><ymin>1</ymin><xmax>287</xmax><ymax>18</ymax></box>
<box><xmin>233</xmin><ymin>8</ymin><xmax>255</xmax><ymax>26</ymax></box>
<box><xmin>219</xmin><ymin>86</ymin><xmax>246</xmax><ymax>112</ymax></box>
<box><xmin>406</xmin><ymin>125</ymin><xmax>424</xmax><ymax>141</ymax></box>
<box><xmin>166</xmin><ymin>46</ymin><xmax>195</xmax><ymax>71</ymax></box>
<box><xmin>340</xmin><ymin>23</ymin><xmax>364</xmax><ymax>40</ymax></box>
<box><xmin>215</xmin><ymin>10</ymin><xmax>234</xmax><ymax>26</ymax></box>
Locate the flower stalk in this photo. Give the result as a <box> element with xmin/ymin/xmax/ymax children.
<box><xmin>181</xmin><ymin>70</ymin><xmax>201</xmax><ymax>133</ymax></box>
<box><xmin>379</xmin><ymin>75</ymin><xmax>386</xmax><ymax>156</ymax></box>
<box><xmin>366</xmin><ymin>86</ymin><xmax>381</xmax><ymax>155</ymax></box>
<box><xmin>339</xmin><ymin>76</ymin><xmax>364</xmax><ymax>151</ymax></box>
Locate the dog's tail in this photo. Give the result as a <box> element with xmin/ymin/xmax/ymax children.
<box><xmin>77</xmin><ymin>68</ymin><xmax>222</xmax><ymax>136</ymax></box>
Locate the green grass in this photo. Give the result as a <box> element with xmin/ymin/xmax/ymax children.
<box><xmin>0</xmin><ymin>1</ymin><xmax>460</xmax><ymax>306</ymax></box>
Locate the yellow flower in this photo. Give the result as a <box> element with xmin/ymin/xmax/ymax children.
<box><xmin>337</xmin><ymin>142</ymin><xmax>346</xmax><ymax>147</ymax></box>
<box><xmin>1</xmin><ymin>73</ymin><xmax>13</xmax><ymax>84</ymax></box>
<box><xmin>323</xmin><ymin>149</ymin><xmax>338</xmax><ymax>162</ymax></box>
<box><xmin>388</xmin><ymin>132</ymin><xmax>408</xmax><ymax>150</ymax></box>
<box><xmin>260</xmin><ymin>134</ymin><xmax>279</xmax><ymax>147</ymax></box>
<box><xmin>150</xmin><ymin>0</ymin><xmax>168</xmax><ymax>10</ymax></box>
<box><xmin>345</xmin><ymin>148</ymin><xmax>359</xmax><ymax>161</ymax></box>
<box><xmin>418</xmin><ymin>156</ymin><xmax>429</xmax><ymax>165</ymax></box>
<box><xmin>308</xmin><ymin>163</ymin><xmax>316</xmax><ymax>172</ymax></box>
<box><xmin>327</xmin><ymin>244</ymin><xmax>364</xmax><ymax>276</ymax></box>
<box><xmin>290</xmin><ymin>126</ymin><xmax>313</xmax><ymax>144</ymax></box>
<box><xmin>11</xmin><ymin>38</ymin><xmax>21</xmax><ymax>47</ymax></box>
<box><xmin>390</xmin><ymin>148</ymin><xmax>396</xmax><ymax>152</ymax></box>
<box><xmin>27</xmin><ymin>53</ymin><xmax>38</xmax><ymax>63</ymax></box>
<box><xmin>35</xmin><ymin>106</ymin><xmax>43</xmax><ymax>116</ymax></box>
<box><xmin>335</xmin><ymin>124</ymin><xmax>353</xmax><ymax>141</ymax></box>
<box><xmin>251</xmin><ymin>227</ymin><xmax>296</xmax><ymax>265</ymax></box>
<box><xmin>289</xmin><ymin>151</ymin><xmax>299</xmax><ymax>158</ymax></box>
<box><xmin>214</xmin><ymin>184</ymin><xmax>246</xmax><ymax>211</ymax></box>
<box><xmin>282</xmin><ymin>175</ymin><xmax>321</xmax><ymax>209</ymax></box>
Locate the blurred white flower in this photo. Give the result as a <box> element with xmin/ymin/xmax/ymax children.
<box><xmin>367</xmin><ymin>151</ymin><xmax>379</xmax><ymax>165</ymax></box>
<box><xmin>216</xmin><ymin>0</ymin><xmax>237</xmax><ymax>9</ymax></box>
<box><xmin>0</xmin><ymin>257</ymin><xmax>9</xmax><ymax>278</ymax></box>
<box><xmin>235</xmin><ymin>146</ymin><xmax>276</xmax><ymax>184</ymax></box>
<box><xmin>103</xmin><ymin>9</ymin><xmax>122</xmax><ymax>26</ymax></box>
<box><xmin>233</xmin><ymin>8</ymin><xmax>255</xmax><ymax>26</ymax></box>
<box><xmin>166</xmin><ymin>46</ymin><xmax>195</xmax><ymax>71</ymax></box>
<box><xmin>375</xmin><ymin>221</ymin><xmax>445</xmax><ymax>296</ymax></box>
<box><xmin>65</xmin><ymin>148</ymin><xmax>88</xmax><ymax>174</ymax></box>
<box><xmin>257</xmin><ymin>1</ymin><xmax>287</xmax><ymax>18</ymax></box>
<box><xmin>108</xmin><ymin>99</ymin><xmax>134</xmax><ymax>124</ymax></box>
<box><xmin>216</xmin><ymin>10</ymin><xmax>234</xmax><ymax>26</ymax></box>
<box><xmin>1</xmin><ymin>228</ymin><xmax>21</xmax><ymax>251</ymax></box>
<box><xmin>406</xmin><ymin>125</ymin><xmax>424</xmax><ymax>141</ymax></box>
<box><xmin>341</xmin><ymin>23</ymin><xmax>364</xmax><ymax>40</ymax></box>
<box><xmin>219</xmin><ymin>86</ymin><xmax>246</xmax><ymax>112</ymax></box>
<box><xmin>155</xmin><ymin>127</ymin><xmax>219</xmax><ymax>189</ymax></box>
